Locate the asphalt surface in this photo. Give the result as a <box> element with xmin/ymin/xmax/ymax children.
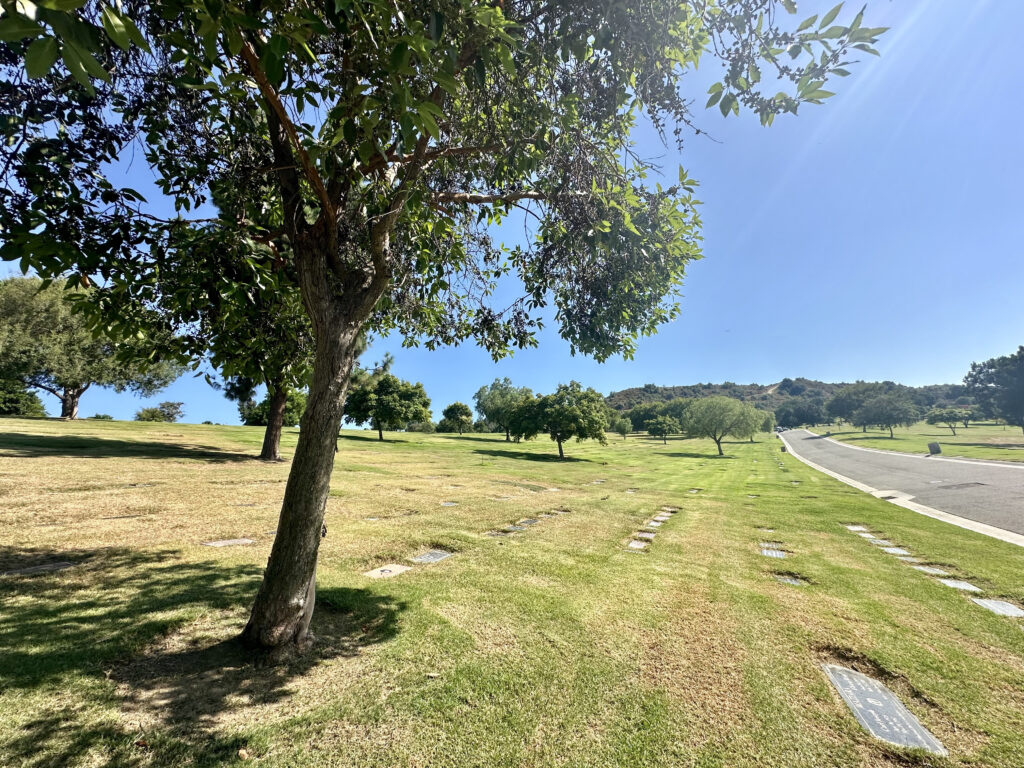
<box><xmin>780</xmin><ymin>429</ymin><xmax>1024</xmax><ymax>537</ymax></box>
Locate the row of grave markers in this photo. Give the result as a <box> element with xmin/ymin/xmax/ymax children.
<box><xmin>625</xmin><ymin>505</ymin><xmax>681</xmax><ymax>550</ymax></box>
<box><xmin>844</xmin><ymin>524</ymin><xmax>1024</xmax><ymax>619</ymax></box>
<box><xmin>755</xmin><ymin>517</ymin><xmax>949</xmax><ymax>755</ymax></box>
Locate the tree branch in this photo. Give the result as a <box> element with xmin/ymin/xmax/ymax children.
<box><xmin>431</xmin><ymin>190</ymin><xmax>547</xmax><ymax>205</ymax></box>
<box><xmin>240</xmin><ymin>42</ymin><xmax>335</xmax><ymax>227</ymax></box>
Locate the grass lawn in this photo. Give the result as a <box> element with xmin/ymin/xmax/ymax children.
<box><xmin>1</xmin><ymin>417</ymin><xmax>1023</xmax><ymax>767</ymax></box>
<box><xmin>806</xmin><ymin>421</ymin><xmax>1024</xmax><ymax>463</ymax></box>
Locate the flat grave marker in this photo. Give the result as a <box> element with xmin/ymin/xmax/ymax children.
<box><xmin>867</xmin><ymin>538</ymin><xmax>894</xmax><ymax>547</ymax></box>
<box><xmin>761</xmin><ymin>548</ymin><xmax>786</xmax><ymax>559</ymax></box>
<box><xmin>203</xmin><ymin>538</ymin><xmax>255</xmax><ymax>547</ymax></box>
<box><xmin>845</xmin><ymin>525</ymin><xmax>869</xmax><ymax>532</ymax></box>
<box><xmin>646</xmin><ymin>520</ymin><xmax>663</xmax><ymax>528</ymax></box>
<box><xmin>410</xmin><ymin>550</ymin><xmax>452</xmax><ymax>564</ymax></box>
<box><xmin>688</xmin><ymin>488</ymin><xmax>701</xmax><ymax>494</ymax></box>
<box><xmin>760</xmin><ymin>541</ymin><xmax>784</xmax><ymax>548</ymax></box>
<box><xmin>938</xmin><ymin>578</ymin><xmax>982</xmax><ymax>592</ymax></box>
<box><xmin>627</xmin><ymin>540</ymin><xmax>649</xmax><ymax>551</ymax></box>
<box><xmin>363</xmin><ymin>564</ymin><xmax>411</xmax><ymax>579</ymax></box>
<box><xmin>653</xmin><ymin>514</ymin><xmax>671</xmax><ymax>522</ymax></box>
<box><xmin>518</xmin><ymin>518</ymin><xmax>540</xmax><ymax>526</ymax></box>
<box><xmin>822</xmin><ymin>664</ymin><xmax>947</xmax><ymax>756</ymax></box>
<box><xmin>971</xmin><ymin>598</ymin><xmax>1024</xmax><ymax>617</ymax></box>
<box><xmin>896</xmin><ymin>556</ymin><xmax>922</xmax><ymax>563</ymax></box>
<box><xmin>1</xmin><ymin>561</ymin><xmax>76</xmax><ymax>576</ymax></box>
<box><xmin>660</xmin><ymin>506</ymin><xmax>679</xmax><ymax>512</ymax></box>
<box><xmin>882</xmin><ymin>547</ymin><xmax>912</xmax><ymax>556</ymax></box>
<box><xmin>857</xmin><ymin>533</ymin><xmax>877</xmax><ymax>539</ymax></box>
<box><xmin>625</xmin><ymin>488</ymin><xmax>637</xmax><ymax>494</ymax></box>
<box><xmin>485</xmin><ymin>530</ymin><xmax>511</xmax><ymax>537</ymax></box>
<box><xmin>775</xmin><ymin>575</ymin><xmax>806</xmax><ymax>586</ymax></box>
<box><xmin>505</xmin><ymin>525</ymin><xmax>527</xmax><ymax>531</ymax></box>
<box><xmin>912</xmin><ymin>565</ymin><xmax>949</xmax><ymax>576</ymax></box>
<box><xmin>440</xmin><ymin>501</ymin><xmax>458</xmax><ymax>507</ymax></box>
<box><xmin>634</xmin><ymin>531</ymin><xmax>656</xmax><ymax>540</ymax></box>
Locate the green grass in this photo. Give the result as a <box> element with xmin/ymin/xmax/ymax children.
<box><xmin>807</xmin><ymin>420</ymin><xmax>1024</xmax><ymax>462</ymax></box>
<box><xmin>1</xmin><ymin>417</ymin><xmax>1023</xmax><ymax>767</ymax></box>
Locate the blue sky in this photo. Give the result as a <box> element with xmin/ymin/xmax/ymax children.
<box><xmin>27</xmin><ymin>0</ymin><xmax>1024</xmax><ymax>423</ymax></box>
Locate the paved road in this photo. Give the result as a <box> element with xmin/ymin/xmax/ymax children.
<box><xmin>779</xmin><ymin>429</ymin><xmax>1024</xmax><ymax>539</ymax></box>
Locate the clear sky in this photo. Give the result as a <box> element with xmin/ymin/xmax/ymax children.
<box><xmin>28</xmin><ymin>0</ymin><xmax>1024</xmax><ymax>423</ymax></box>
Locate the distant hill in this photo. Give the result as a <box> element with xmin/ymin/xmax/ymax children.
<box><xmin>606</xmin><ymin>378</ymin><xmax>968</xmax><ymax>412</ymax></box>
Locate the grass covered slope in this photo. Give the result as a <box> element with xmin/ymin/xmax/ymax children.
<box><xmin>1</xmin><ymin>418</ymin><xmax>1023</xmax><ymax>767</ymax></box>
<box><xmin>811</xmin><ymin>421</ymin><xmax>1024</xmax><ymax>463</ymax></box>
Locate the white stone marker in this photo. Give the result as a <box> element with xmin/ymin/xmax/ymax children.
<box><xmin>938</xmin><ymin>578</ymin><xmax>982</xmax><ymax>592</ymax></box>
<box><xmin>627</xmin><ymin>540</ymin><xmax>649</xmax><ymax>550</ymax></box>
<box><xmin>203</xmin><ymin>539</ymin><xmax>255</xmax><ymax>547</ymax></box>
<box><xmin>646</xmin><ymin>520</ymin><xmax>663</xmax><ymax>528</ymax></box>
<box><xmin>634</xmin><ymin>531</ymin><xmax>656</xmax><ymax>540</ymax></box>
<box><xmin>364</xmin><ymin>564</ymin><xmax>412</xmax><ymax>579</ymax></box>
<box><xmin>845</xmin><ymin>525</ymin><xmax>869</xmax><ymax>532</ymax></box>
<box><xmin>971</xmin><ymin>598</ymin><xmax>1024</xmax><ymax>617</ymax></box>
<box><xmin>761</xmin><ymin>548</ymin><xmax>786</xmax><ymax>559</ymax></box>
<box><xmin>882</xmin><ymin>547</ymin><xmax>912</xmax><ymax>556</ymax></box>
<box><xmin>912</xmin><ymin>565</ymin><xmax>949</xmax><ymax>576</ymax></box>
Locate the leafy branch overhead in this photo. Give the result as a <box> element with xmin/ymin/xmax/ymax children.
<box><xmin>1</xmin><ymin>0</ymin><xmax>882</xmax><ymax>362</ymax></box>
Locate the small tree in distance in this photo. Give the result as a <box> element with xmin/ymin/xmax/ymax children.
<box><xmin>684</xmin><ymin>396</ymin><xmax>758</xmax><ymax>456</ymax></box>
<box><xmin>612</xmin><ymin>417</ymin><xmax>632</xmax><ymax>440</ymax></box>
<box><xmin>474</xmin><ymin>379</ymin><xmax>533</xmax><ymax>442</ymax></box>
<box><xmin>965</xmin><ymin>347</ymin><xmax>1024</xmax><ymax>434</ymax></box>
<box><xmin>926</xmin><ymin>407</ymin><xmax>963</xmax><ymax>436</ymax></box>
<box><xmin>135</xmin><ymin>402</ymin><xmax>184</xmax><ymax>423</ymax></box>
<box><xmin>510</xmin><ymin>382</ymin><xmax>608</xmax><ymax>459</ymax></box>
<box><xmin>646</xmin><ymin>415</ymin><xmax>680</xmax><ymax>444</ymax></box>
<box><xmin>344</xmin><ymin>374</ymin><xmax>431</xmax><ymax>441</ymax></box>
<box><xmin>440</xmin><ymin>402</ymin><xmax>474</xmax><ymax>435</ymax></box>
<box><xmin>853</xmin><ymin>395</ymin><xmax>919</xmax><ymax>438</ymax></box>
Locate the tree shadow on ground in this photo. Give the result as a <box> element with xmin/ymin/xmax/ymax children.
<box><xmin>472</xmin><ymin>447</ymin><xmax>590</xmax><ymax>463</ymax></box>
<box><xmin>0</xmin><ymin>545</ymin><xmax>405</xmax><ymax>768</ymax></box>
<box><xmin>434</xmin><ymin>434</ymin><xmax>508</xmax><ymax>444</ymax></box>
<box><xmin>662</xmin><ymin>451</ymin><xmax>736</xmax><ymax>460</ymax></box>
<box><xmin>0</xmin><ymin>432</ymin><xmax>257</xmax><ymax>463</ymax></box>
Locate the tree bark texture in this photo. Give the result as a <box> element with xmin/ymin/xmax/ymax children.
<box><xmin>59</xmin><ymin>385</ymin><xmax>87</xmax><ymax>419</ymax></box>
<box><xmin>260</xmin><ymin>383</ymin><xmax>289</xmax><ymax>461</ymax></box>
<box><xmin>241</xmin><ymin>219</ymin><xmax>385</xmax><ymax>649</ymax></box>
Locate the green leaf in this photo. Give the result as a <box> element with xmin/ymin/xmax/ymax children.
<box><xmin>705</xmin><ymin>90</ymin><xmax>722</xmax><ymax>108</ymax></box>
<box><xmin>820</xmin><ymin>25</ymin><xmax>846</xmax><ymax>39</ymax></box>
<box><xmin>60</xmin><ymin>42</ymin><xmax>94</xmax><ymax>94</ymax></box>
<box><xmin>0</xmin><ymin>14</ymin><xmax>45</xmax><ymax>42</ymax></box>
<box><xmin>781</xmin><ymin>0</ymin><xmax>797</xmax><ymax>13</ymax></box>
<box><xmin>429</xmin><ymin>11</ymin><xmax>444</xmax><ymax>43</ymax></box>
<box><xmin>796</xmin><ymin>15</ymin><xmax>817</xmax><ymax>32</ymax></box>
<box><xmin>819</xmin><ymin>3</ymin><xmax>843</xmax><ymax>29</ymax></box>
<box><xmin>804</xmin><ymin>89</ymin><xmax>835</xmax><ymax>100</ymax></box>
<box><xmin>706</xmin><ymin>82</ymin><xmax>723</xmax><ymax>94</ymax></box>
<box><xmin>719</xmin><ymin>92</ymin><xmax>736</xmax><ymax>117</ymax></box>
<box><xmin>416</xmin><ymin>104</ymin><xmax>440</xmax><ymax>140</ymax></box>
<box><xmin>101</xmin><ymin>7</ymin><xmax>131</xmax><ymax>50</ymax></box>
<box><xmin>25</xmin><ymin>37</ymin><xmax>59</xmax><ymax>78</ymax></box>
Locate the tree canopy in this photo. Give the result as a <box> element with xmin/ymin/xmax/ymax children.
<box><xmin>925</xmin><ymin>406</ymin><xmax>962</xmax><ymax>436</ymax></box>
<box><xmin>1</xmin><ymin>0</ymin><xmax>882</xmax><ymax>649</ymax></box>
<box><xmin>241</xmin><ymin>388</ymin><xmax>308</xmax><ymax>429</ymax></box>
<box><xmin>344</xmin><ymin>373</ymin><xmax>431</xmax><ymax>440</ymax></box>
<box><xmin>851</xmin><ymin>394</ymin><xmax>918</xmax><ymax>438</ymax></box>
<box><xmin>646</xmin><ymin>414</ymin><xmax>680</xmax><ymax>444</ymax></box>
<box><xmin>474</xmin><ymin>378</ymin><xmax>533</xmax><ymax>441</ymax></box>
<box><xmin>135</xmin><ymin>401</ymin><xmax>184</xmax><ymax>422</ymax></box>
<box><xmin>0</xmin><ymin>277</ymin><xmax>182</xmax><ymax>419</ymax></box>
<box><xmin>965</xmin><ymin>347</ymin><xmax>1024</xmax><ymax>434</ymax></box>
<box><xmin>683</xmin><ymin>395</ymin><xmax>761</xmax><ymax>455</ymax></box>
<box><xmin>511</xmin><ymin>381</ymin><xmax>608</xmax><ymax>459</ymax></box>
<box><xmin>440</xmin><ymin>401</ymin><xmax>473</xmax><ymax>434</ymax></box>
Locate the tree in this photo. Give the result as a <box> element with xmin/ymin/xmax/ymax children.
<box><xmin>611</xmin><ymin>417</ymin><xmax>631</xmax><ymax>440</ymax></box>
<box><xmin>506</xmin><ymin>394</ymin><xmax>545</xmax><ymax>444</ymax></box>
<box><xmin>0</xmin><ymin>379</ymin><xmax>46</xmax><ymax>417</ymax></box>
<box><xmin>852</xmin><ymin>395</ymin><xmax>918</xmax><ymax>438</ymax></box>
<box><xmin>627</xmin><ymin>402</ymin><xmax>663</xmax><ymax>432</ymax></box>
<box><xmin>925</xmin><ymin>406</ymin><xmax>963</xmax><ymax>436</ymax></box>
<box><xmin>775</xmin><ymin>397</ymin><xmax>825</xmax><ymax>428</ymax></box>
<box><xmin>646</xmin><ymin>415</ymin><xmax>680</xmax><ymax>444</ymax></box>
<box><xmin>2</xmin><ymin>2</ymin><xmax>881</xmax><ymax>649</ymax></box>
<box><xmin>684</xmin><ymin>396</ymin><xmax>756</xmax><ymax>456</ymax></box>
<box><xmin>441</xmin><ymin>402</ymin><xmax>474</xmax><ymax>435</ymax></box>
<box><xmin>135</xmin><ymin>401</ymin><xmax>184</xmax><ymax>422</ymax></box>
<box><xmin>827</xmin><ymin>382</ymin><xmax>885</xmax><ymax>426</ymax></box>
<box><xmin>241</xmin><ymin>389</ymin><xmax>308</xmax><ymax>431</ymax></box>
<box><xmin>0</xmin><ymin>278</ymin><xmax>182</xmax><ymax>419</ymax></box>
<box><xmin>958</xmin><ymin>406</ymin><xmax>982</xmax><ymax>430</ymax></box>
<box><xmin>515</xmin><ymin>382</ymin><xmax>608</xmax><ymax>459</ymax></box>
<box><xmin>474</xmin><ymin>379</ymin><xmax>533</xmax><ymax>441</ymax></box>
<box><xmin>344</xmin><ymin>374</ymin><xmax>430</xmax><ymax>441</ymax></box>
<box><xmin>965</xmin><ymin>347</ymin><xmax>1024</xmax><ymax>434</ymax></box>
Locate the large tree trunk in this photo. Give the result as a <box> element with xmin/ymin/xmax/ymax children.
<box><xmin>241</xmin><ymin>329</ymin><xmax>359</xmax><ymax>649</ymax></box>
<box><xmin>505</xmin><ymin>427</ymin><xmax>510</xmax><ymax>442</ymax></box>
<box><xmin>260</xmin><ymin>383</ymin><xmax>289</xmax><ymax>461</ymax></box>
<box><xmin>59</xmin><ymin>385</ymin><xmax>87</xmax><ymax>419</ymax></box>
<box><xmin>714</xmin><ymin>437</ymin><xmax>724</xmax><ymax>456</ymax></box>
<box><xmin>557</xmin><ymin>438</ymin><xmax>564</xmax><ymax>459</ymax></box>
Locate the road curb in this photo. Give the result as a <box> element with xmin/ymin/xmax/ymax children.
<box><xmin>778</xmin><ymin>431</ymin><xmax>1024</xmax><ymax>549</ymax></box>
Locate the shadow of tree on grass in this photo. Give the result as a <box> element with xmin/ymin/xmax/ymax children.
<box><xmin>472</xmin><ymin>447</ymin><xmax>591</xmax><ymax>463</ymax></box>
<box><xmin>0</xmin><ymin>546</ymin><xmax>405</xmax><ymax>767</ymax></box>
<box><xmin>0</xmin><ymin>432</ymin><xmax>257</xmax><ymax>463</ymax></box>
